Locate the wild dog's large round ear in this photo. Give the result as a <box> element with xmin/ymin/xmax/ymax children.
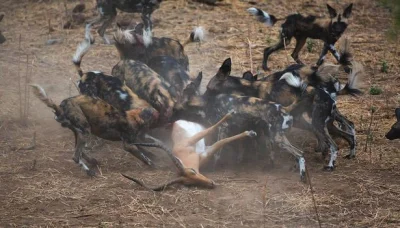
<box><xmin>0</xmin><ymin>13</ymin><xmax>4</xmax><ymax>22</ymax></box>
<box><xmin>217</xmin><ymin>58</ymin><xmax>231</xmax><ymax>79</ymax></box>
<box><xmin>327</xmin><ymin>4</ymin><xmax>337</xmax><ymax>18</ymax></box>
<box><xmin>395</xmin><ymin>108</ymin><xmax>400</xmax><ymax>121</ymax></box>
<box><xmin>343</xmin><ymin>3</ymin><xmax>353</xmax><ymax>18</ymax></box>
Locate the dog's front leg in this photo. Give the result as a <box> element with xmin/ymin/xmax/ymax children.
<box><xmin>316</xmin><ymin>43</ymin><xmax>329</xmax><ymax>66</ymax></box>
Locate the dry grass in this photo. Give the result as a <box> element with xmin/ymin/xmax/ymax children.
<box><xmin>0</xmin><ymin>0</ymin><xmax>400</xmax><ymax>227</ymax></box>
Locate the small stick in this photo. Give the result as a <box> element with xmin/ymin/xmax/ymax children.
<box><xmin>17</xmin><ymin>34</ymin><xmax>23</xmax><ymax>124</ymax></box>
<box><xmin>305</xmin><ymin>165</ymin><xmax>322</xmax><ymax>228</ymax></box>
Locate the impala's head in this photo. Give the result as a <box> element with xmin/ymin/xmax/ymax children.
<box><xmin>181</xmin><ymin>168</ymin><xmax>215</xmax><ymax>188</ymax></box>
<box><xmin>327</xmin><ymin>3</ymin><xmax>353</xmax><ymax>41</ymax></box>
<box><xmin>385</xmin><ymin>108</ymin><xmax>400</xmax><ymax>140</ymax></box>
<box><xmin>122</xmin><ymin>142</ymin><xmax>215</xmax><ymax>191</ymax></box>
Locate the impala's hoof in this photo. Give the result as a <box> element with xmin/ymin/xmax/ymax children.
<box><xmin>246</xmin><ymin>130</ymin><xmax>257</xmax><ymax>137</ymax></box>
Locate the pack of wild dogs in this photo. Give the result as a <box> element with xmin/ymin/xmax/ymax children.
<box><xmin>24</xmin><ymin>0</ymin><xmax>400</xmax><ymax>191</ymax></box>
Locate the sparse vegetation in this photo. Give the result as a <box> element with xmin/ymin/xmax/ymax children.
<box><xmin>369</xmin><ymin>86</ymin><xmax>383</xmax><ymax>95</ymax></box>
<box><xmin>381</xmin><ymin>60</ymin><xmax>389</xmax><ymax>73</ymax></box>
<box><xmin>1</xmin><ymin>0</ymin><xmax>400</xmax><ymax>227</ymax></box>
<box><xmin>306</xmin><ymin>39</ymin><xmax>314</xmax><ymax>53</ymax></box>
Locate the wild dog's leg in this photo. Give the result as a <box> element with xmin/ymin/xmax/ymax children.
<box><xmin>123</xmin><ymin>141</ymin><xmax>154</xmax><ymax>167</ymax></box>
<box><xmin>327</xmin><ymin>120</ymin><xmax>355</xmax><ymax>159</ymax></box>
<box><xmin>72</xmin><ymin>131</ymin><xmax>96</xmax><ymax>176</ymax></box>
<box><xmin>200</xmin><ymin>131</ymin><xmax>257</xmax><ymax>166</ymax></box>
<box><xmin>323</xmin><ymin>117</ymin><xmax>339</xmax><ymax>171</ymax></box>
<box><xmin>263</xmin><ymin>34</ymin><xmax>290</xmax><ymax>70</ymax></box>
<box><xmin>183</xmin><ymin>110</ymin><xmax>235</xmax><ymax>147</ymax></box>
<box><xmin>316</xmin><ymin>43</ymin><xmax>329</xmax><ymax>66</ymax></box>
<box><xmin>274</xmin><ymin>134</ymin><xmax>306</xmax><ymax>181</ymax></box>
<box><xmin>326</xmin><ymin>43</ymin><xmax>341</xmax><ymax>62</ymax></box>
<box><xmin>291</xmin><ymin>37</ymin><xmax>307</xmax><ymax>65</ymax></box>
<box><xmin>213</xmin><ymin>128</ymin><xmax>227</xmax><ymax>170</ymax></box>
<box><xmin>97</xmin><ymin>14</ymin><xmax>116</xmax><ymax>44</ymax></box>
<box><xmin>331</xmin><ymin>109</ymin><xmax>356</xmax><ymax>159</ymax></box>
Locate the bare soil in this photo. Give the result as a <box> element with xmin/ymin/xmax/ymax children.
<box><xmin>0</xmin><ymin>0</ymin><xmax>400</xmax><ymax>227</ymax></box>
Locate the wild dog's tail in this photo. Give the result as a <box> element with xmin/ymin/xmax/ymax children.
<box><xmin>72</xmin><ymin>23</ymin><xmax>94</xmax><ymax>77</ymax></box>
<box><xmin>182</xmin><ymin>26</ymin><xmax>205</xmax><ymax>47</ymax></box>
<box><xmin>337</xmin><ymin>61</ymin><xmax>364</xmax><ymax>96</ymax></box>
<box><xmin>30</xmin><ymin>84</ymin><xmax>63</xmax><ymax>116</ymax></box>
<box><xmin>247</xmin><ymin>7</ymin><xmax>284</xmax><ymax>26</ymax></box>
<box><xmin>279</xmin><ymin>72</ymin><xmax>307</xmax><ymax>93</ymax></box>
<box><xmin>338</xmin><ymin>37</ymin><xmax>353</xmax><ymax>67</ymax></box>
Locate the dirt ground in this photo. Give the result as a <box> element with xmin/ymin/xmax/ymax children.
<box><xmin>1</xmin><ymin>0</ymin><xmax>400</xmax><ymax>227</ymax></box>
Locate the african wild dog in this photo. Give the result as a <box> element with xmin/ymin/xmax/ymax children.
<box><xmin>173</xmin><ymin>74</ymin><xmax>307</xmax><ymax>181</ymax></box>
<box><xmin>122</xmin><ymin>110</ymin><xmax>257</xmax><ymax>191</ymax></box>
<box><xmin>30</xmin><ymin>84</ymin><xmax>159</xmax><ymax>176</ymax></box>
<box><xmin>87</xmin><ymin>0</ymin><xmax>162</xmax><ymax>44</ymax></box>
<box><xmin>385</xmin><ymin>108</ymin><xmax>400</xmax><ymax>140</ymax></box>
<box><xmin>204</xmin><ymin>53</ymin><xmax>363</xmax><ymax>170</ymax></box>
<box><xmin>0</xmin><ymin>13</ymin><xmax>5</xmax><ymax>44</ymax></box>
<box><xmin>113</xmin><ymin>26</ymin><xmax>204</xmax><ymax>72</ymax></box>
<box><xmin>73</xmin><ymin>24</ymin><xmax>175</xmax><ymax>123</ymax></box>
<box><xmin>248</xmin><ymin>3</ymin><xmax>353</xmax><ymax>70</ymax></box>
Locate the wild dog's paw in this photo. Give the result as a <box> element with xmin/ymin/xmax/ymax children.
<box><xmin>86</xmin><ymin>169</ymin><xmax>96</xmax><ymax>177</ymax></box>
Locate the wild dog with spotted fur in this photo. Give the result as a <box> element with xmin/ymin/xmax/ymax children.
<box><xmin>385</xmin><ymin>108</ymin><xmax>400</xmax><ymax>140</ymax></box>
<box><xmin>204</xmin><ymin>52</ymin><xmax>363</xmax><ymax>170</ymax></box>
<box><xmin>248</xmin><ymin>3</ymin><xmax>353</xmax><ymax>70</ymax></box>
<box><xmin>73</xmin><ymin>24</ymin><xmax>175</xmax><ymax>124</ymax></box>
<box><xmin>114</xmin><ymin>26</ymin><xmax>204</xmax><ymax>72</ymax></box>
<box><xmin>173</xmin><ymin>75</ymin><xmax>307</xmax><ymax>181</ymax></box>
<box><xmin>30</xmin><ymin>84</ymin><xmax>159</xmax><ymax>176</ymax></box>
<box><xmin>122</xmin><ymin>111</ymin><xmax>258</xmax><ymax>191</ymax></box>
<box><xmin>86</xmin><ymin>0</ymin><xmax>162</xmax><ymax>44</ymax></box>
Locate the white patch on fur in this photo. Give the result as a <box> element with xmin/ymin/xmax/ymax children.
<box><xmin>282</xmin><ymin>114</ymin><xmax>293</xmax><ymax>130</ymax></box>
<box><xmin>299</xmin><ymin>157</ymin><xmax>306</xmax><ymax>176</ymax></box>
<box><xmin>98</xmin><ymin>7</ymin><xmax>104</xmax><ymax>16</ymax></box>
<box><xmin>274</xmin><ymin>104</ymin><xmax>281</xmax><ymax>111</ymax></box>
<box><xmin>192</xmin><ymin>27</ymin><xmax>205</xmax><ymax>42</ymax></box>
<box><xmin>334</xmin><ymin>81</ymin><xmax>340</xmax><ymax>92</ymax></box>
<box><xmin>197</xmin><ymin>111</ymin><xmax>206</xmax><ymax>118</ymax></box>
<box><xmin>175</xmin><ymin>120</ymin><xmax>206</xmax><ymax>154</ymax></box>
<box><xmin>117</xmin><ymin>90</ymin><xmax>128</xmax><ymax>100</ymax></box>
<box><xmin>142</xmin><ymin>27</ymin><xmax>152</xmax><ymax>47</ymax></box>
<box><xmin>328</xmin><ymin>145</ymin><xmax>337</xmax><ymax>168</ymax></box>
<box><xmin>90</xmin><ymin>71</ymin><xmax>101</xmax><ymax>74</ymax></box>
<box><xmin>78</xmin><ymin>159</ymin><xmax>89</xmax><ymax>171</ymax></box>
<box><xmin>247</xmin><ymin>7</ymin><xmax>274</xmax><ymax>26</ymax></box>
<box><xmin>280</xmin><ymin>72</ymin><xmax>302</xmax><ymax>88</ymax></box>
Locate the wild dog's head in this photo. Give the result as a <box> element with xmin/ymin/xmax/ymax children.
<box><xmin>78</xmin><ymin>71</ymin><xmax>102</xmax><ymax>96</ymax></box>
<box><xmin>327</xmin><ymin>3</ymin><xmax>353</xmax><ymax>41</ymax></box>
<box><xmin>385</xmin><ymin>108</ymin><xmax>400</xmax><ymax>140</ymax></box>
<box><xmin>0</xmin><ymin>13</ymin><xmax>6</xmax><ymax>44</ymax></box>
<box><xmin>172</xmin><ymin>72</ymin><xmax>206</xmax><ymax>122</ymax></box>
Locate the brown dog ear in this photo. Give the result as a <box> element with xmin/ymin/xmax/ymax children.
<box><xmin>216</xmin><ymin>58</ymin><xmax>231</xmax><ymax>80</ymax></box>
<box><xmin>396</xmin><ymin>108</ymin><xmax>400</xmax><ymax>121</ymax></box>
<box><xmin>327</xmin><ymin>4</ymin><xmax>337</xmax><ymax>18</ymax></box>
<box><xmin>343</xmin><ymin>3</ymin><xmax>353</xmax><ymax>18</ymax></box>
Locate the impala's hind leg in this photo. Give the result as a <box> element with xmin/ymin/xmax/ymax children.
<box><xmin>200</xmin><ymin>131</ymin><xmax>257</xmax><ymax>166</ymax></box>
<box><xmin>183</xmin><ymin>110</ymin><xmax>235</xmax><ymax>147</ymax></box>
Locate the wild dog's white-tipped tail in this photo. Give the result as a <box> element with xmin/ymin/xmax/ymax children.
<box><xmin>114</xmin><ymin>27</ymin><xmax>136</xmax><ymax>44</ymax></box>
<box><xmin>30</xmin><ymin>84</ymin><xmax>62</xmax><ymax>115</ymax></box>
<box><xmin>72</xmin><ymin>24</ymin><xmax>94</xmax><ymax>76</ymax></box>
<box><xmin>280</xmin><ymin>72</ymin><xmax>303</xmax><ymax>88</ymax></box>
<box><xmin>190</xmin><ymin>26</ymin><xmax>205</xmax><ymax>42</ymax></box>
<box><xmin>142</xmin><ymin>26</ymin><xmax>152</xmax><ymax>47</ymax></box>
<box><xmin>182</xmin><ymin>26</ymin><xmax>206</xmax><ymax>47</ymax></box>
<box><xmin>247</xmin><ymin>7</ymin><xmax>277</xmax><ymax>26</ymax></box>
